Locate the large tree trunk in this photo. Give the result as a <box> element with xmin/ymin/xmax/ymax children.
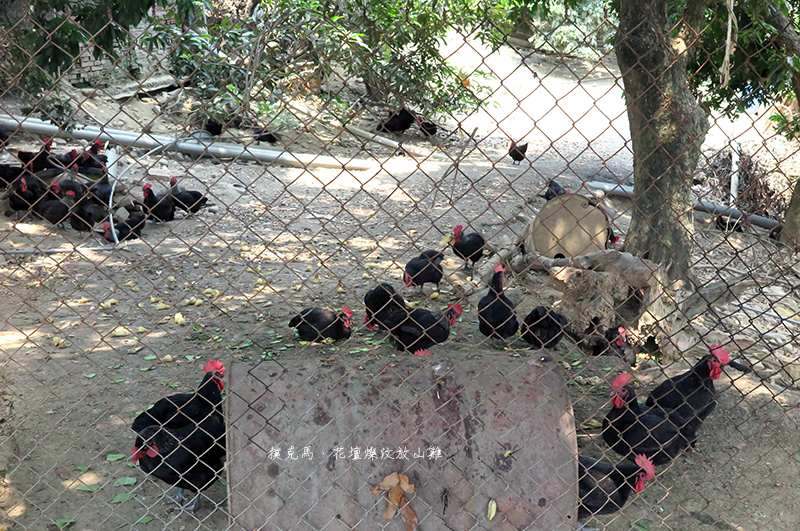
<box><xmin>615</xmin><ymin>0</ymin><xmax>710</xmax><ymax>281</ymax></box>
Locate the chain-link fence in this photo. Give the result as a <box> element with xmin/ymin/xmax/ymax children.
<box><xmin>1</xmin><ymin>1</ymin><xmax>799</xmax><ymax>530</ymax></box>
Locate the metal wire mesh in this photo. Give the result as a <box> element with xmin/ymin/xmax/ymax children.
<box><xmin>0</xmin><ymin>1</ymin><xmax>799</xmax><ymax>530</ymax></box>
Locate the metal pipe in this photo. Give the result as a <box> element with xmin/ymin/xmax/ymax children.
<box><xmin>586</xmin><ymin>181</ymin><xmax>780</xmax><ymax>230</ymax></box>
<box><xmin>0</xmin><ymin>114</ymin><xmax>377</xmax><ymax>171</ymax></box>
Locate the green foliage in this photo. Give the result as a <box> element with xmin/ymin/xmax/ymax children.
<box><xmin>691</xmin><ymin>0</ymin><xmax>800</xmax><ymax>118</ymax></box>
<box><xmin>490</xmin><ymin>0</ymin><xmax>616</xmax><ymax>58</ymax></box>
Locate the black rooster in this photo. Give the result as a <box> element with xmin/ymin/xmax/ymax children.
<box><xmin>404</xmin><ymin>250</ymin><xmax>445</xmax><ymax>293</ymax></box>
<box><xmin>131</xmin><ymin>359</ymin><xmax>226</xmax><ymax>511</ymax></box>
<box><xmin>377</xmin><ymin>108</ymin><xmax>415</xmax><ymax>134</ymax></box>
<box><xmin>602</xmin><ymin>372</ymin><xmax>696</xmax><ymax>465</ymax></box>
<box><xmin>521</xmin><ymin>306</ymin><xmax>567</xmax><ymax>349</ymax></box>
<box><xmin>289</xmin><ymin>307</ymin><xmax>353</xmax><ymax>341</ymax></box>
<box><xmin>478</xmin><ymin>263</ymin><xmax>519</xmax><ymax>342</ymax></box>
<box><xmin>540</xmin><ymin>179</ymin><xmax>569</xmax><ymax>201</ymax></box>
<box><xmin>508</xmin><ymin>141</ymin><xmax>528</xmax><ymax>165</ymax></box>
<box><xmin>142</xmin><ymin>183</ymin><xmax>176</xmax><ymax>222</ymax></box>
<box><xmin>103</xmin><ymin>215</ymin><xmax>146</xmax><ymax>242</ymax></box>
<box><xmin>169</xmin><ymin>177</ymin><xmax>210</xmax><ymax>214</ymax></box>
<box><xmin>364</xmin><ymin>283</ymin><xmax>406</xmax><ymax>331</ymax></box>
<box><xmin>578</xmin><ymin>454</ymin><xmax>655</xmax><ymax>519</ymax></box>
<box><xmin>384</xmin><ymin>303</ymin><xmax>462</xmax><ymax>355</ymax></box>
<box><xmin>450</xmin><ymin>225</ymin><xmax>485</xmax><ymax>270</ymax></box>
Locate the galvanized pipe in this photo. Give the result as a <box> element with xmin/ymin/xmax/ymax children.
<box><xmin>586</xmin><ymin>181</ymin><xmax>780</xmax><ymax>230</ymax></box>
<box><xmin>0</xmin><ymin>114</ymin><xmax>377</xmax><ymax>171</ymax></box>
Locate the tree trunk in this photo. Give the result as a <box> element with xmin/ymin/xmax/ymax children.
<box><xmin>763</xmin><ymin>0</ymin><xmax>800</xmax><ymax>247</ymax></box>
<box><xmin>615</xmin><ymin>0</ymin><xmax>710</xmax><ymax>281</ymax></box>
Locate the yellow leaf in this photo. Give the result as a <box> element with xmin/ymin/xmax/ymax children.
<box><xmin>246</xmin><ymin>267</ymin><xmax>258</xmax><ymax>274</ymax></box>
<box><xmin>160</xmin><ymin>354</ymin><xmax>173</xmax><ymax>363</ymax></box>
<box><xmin>212</xmin><ymin>242</ymin><xmax>223</xmax><ymax>248</ymax></box>
<box><xmin>487</xmin><ymin>499</ymin><xmax>497</xmax><ymax>521</ymax></box>
<box><xmin>136</xmin><ymin>326</ymin><xmax>150</xmax><ymax>334</ymax></box>
<box><xmin>174</xmin><ymin>313</ymin><xmax>186</xmax><ymax>325</ymax></box>
<box><xmin>100</xmin><ymin>299</ymin><xmax>119</xmax><ymax>309</ymax></box>
<box><xmin>155</xmin><ymin>302</ymin><xmax>171</xmax><ymax>310</ymax></box>
<box><xmin>166</xmin><ymin>276</ymin><xmax>175</xmax><ymax>282</ymax></box>
<box><xmin>76</xmin><ymin>297</ymin><xmax>92</xmax><ymax>304</ymax></box>
<box><xmin>52</xmin><ymin>337</ymin><xmax>67</xmax><ymax>348</ymax></box>
<box><xmin>110</xmin><ymin>327</ymin><xmax>129</xmax><ymax>337</ymax></box>
<box><xmin>193</xmin><ymin>299</ymin><xmax>204</xmax><ymax>306</ymax></box>
<box><xmin>264</xmin><ymin>301</ymin><xmax>273</xmax><ymax>307</ymax></box>
<box><xmin>305</xmin><ymin>265</ymin><xmax>313</xmax><ymax>272</ymax></box>
<box><xmin>255</xmin><ymin>279</ymin><xmax>265</xmax><ymax>286</ymax></box>
<box><xmin>122</xmin><ymin>281</ymin><xmax>136</xmax><ymax>287</ymax></box>
<box><xmin>240</xmin><ymin>245</ymin><xmax>250</xmax><ymax>252</ymax></box>
<box><xmin>131</xmin><ymin>287</ymin><xmax>140</xmax><ymax>292</ymax></box>
<box><xmin>337</xmin><ymin>286</ymin><xmax>345</xmax><ymax>293</ymax></box>
<box><xmin>365</xmin><ymin>264</ymin><xmax>375</xmax><ymax>270</ymax></box>
<box><xmin>582</xmin><ymin>419</ymin><xmax>603</xmax><ymax>429</ymax></box>
<box><xmin>178</xmin><ymin>299</ymin><xmax>191</xmax><ymax>307</ymax></box>
<box><xmin>150</xmin><ymin>296</ymin><xmax>164</xmax><ymax>303</ymax></box>
<box><xmin>362</xmin><ymin>273</ymin><xmax>370</xmax><ymax>279</ymax></box>
<box><xmin>429</xmin><ymin>292</ymin><xmax>439</xmax><ymax>300</ymax></box>
<box><xmin>313</xmin><ymin>274</ymin><xmax>321</xmax><ymax>283</ymax></box>
<box><xmin>42</xmin><ymin>317</ymin><xmax>53</xmax><ymax>324</ymax></box>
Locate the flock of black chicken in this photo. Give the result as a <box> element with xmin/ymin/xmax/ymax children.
<box><xmin>1</xmin><ymin>129</ymin><xmax>754</xmax><ymax>520</ymax></box>
<box><xmin>1</xmin><ymin>135</ymin><xmax>211</xmax><ymax>243</ymax></box>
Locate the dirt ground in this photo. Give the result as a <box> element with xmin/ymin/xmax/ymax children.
<box><xmin>1</xmin><ymin>40</ymin><xmax>800</xmax><ymax>531</ymax></box>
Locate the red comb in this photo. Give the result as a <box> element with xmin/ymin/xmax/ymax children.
<box><xmin>448</xmin><ymin>303</ymin><xmax>464</xmax><ymax>317</ymax></box>
<box><xmin>342</xmin><ymin>306</ymin><xmax>353</xmax><ymax>319</ymax></box>
<box><xmin>494</xmin><ymin>263</ymin><xmax>505</xmax><ymax>273</ymax></box>
<box><xmin>103</xmin><ymin>223</ymin><xmax>110</xmax><ymax>230</ymax></box>
<box><xmin>611</xmin><ymin>372</ymin><xmax>633</xmax><ymax>390</ymax></box>
<box><xmin>142</xmin><ymin>183</ymin><xmax>152</xmax><ymax>190</ymax></box>
<box><xmin>635</xmin><ymin>454</ymin><xmax>655</xmax><ymax>479</ymax></box>
<box><xmin>170</xmin><ymin>177</ymin><xmax>177</xmax><ymax>184</ymax></box>
<box><xmin>204</xmin><ymin>359</ymin><xmax>225</xmax><ymax>375</ymax></box>
<box><xmin>454</xmin><ymin>225</ymin><xmax>463</xmax><ymax>234</ymax></box>
<box><xmin>710</xmin><ymin>345</ymin><xmax>730</xmax><ymax>365</ymax></box>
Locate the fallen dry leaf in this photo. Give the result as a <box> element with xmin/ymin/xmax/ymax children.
<box><xmin>378</xmin><ymin>472</ymin><xmax>400</xmax><ymax>491</ymax></box>
<box><xmin>582</xmin><ymin>419</ymin><xmax>603</xmax><ymax>430</ymax></box>
<box><xmin>487</xmin><ymin>499</ymin><xmax>497</xmax><ymax>521</ymax></box>
<box><xmin>155</xmin><ymin>302</ymin><xmax>171</xmax><ymax>310</ymax></box>
<box><xmin>384</xmin><ymin>485</ymin><xmax>403</xmax><ymax>521</ymax></box>
<box><xmin>52</xmin><ymin>337</ymin><xmax>68</xmax><ymax>348</ymax></box>
<box><xmin>110</xmin><ymin>327</ymin><xmax>129</xmax><ymax>338</ymax></box>
<box><xmin>174</xmin><ymin>313</ymin><xmax>187</xmax><ymax>325</ymax></box>
<box><xmin>399</xmin><ymin>495</ymin><xmax>418</xmax><ymax>531</ymax></box>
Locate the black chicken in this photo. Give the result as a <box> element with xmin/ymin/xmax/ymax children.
<box><xmin>52</xmin><ymin>148</ymin><xmax>78</xmax><ymax>169</ymax></box>
<box><xmin>715</xmin><ymin>214</ymin><xmax>744</xmax><ymax>232</ymax></box>
<box><xmin>645</xmin><ymin>345</ymin><xmax>748</xmax><ymax>432</ymax></box>
<box><xmin>132</xmin><ymin>417</ymin><xmax>225</xmax><ymax>511</ymax></box>
<box><xmin>606</xmin><ymin>227</ymin><xmax>620</xmax><ymax>247</ymax></box>
<box><xmin>252</xmin><ymin>124</ymin><xmax>279</xmax><ymax>144</ymax></box>
<box><xmin>602</xmin><ymin>372</ymin><xmax>696</xmax><ymax>465</ymax></box>
<box><xmin>169</xmin><ymin>177</ymin><xmax>210</xmax><ymax>213</ymax></box>
<box><xmin>590</xmin><ymin>325</ymin><xmax>634</xmax><ymax>364</ymax></box>
<box><xmin>103</xmin><ymin>215</ymin><xmax>146</xmax><ymax>242</ymax></box>
<box><xmin>142</xmin><ymin>183</ymin><xmax>176</xmax><ymax>222</ymax></box>
<box><xmin>76</xmin><ymin>140</ymin><xmax>108</xmax><ymax>170</ymax></box>
<box><xmin>16</xmin><ymin>138</ymin><xmax>53</xmax><ymax>173</ymax></box>
<box><xmin>52</xmin><ymin>179</ymin><xmax>88</xmax><ymax>199</ymax></box>
<box><xmin>88</xmin><ymin>174</ymin><xmax>114</xmax><ymax>205</ymax></box>
<box><xmin>417</xmin><ymin>117</ymin><xmax>438</xmax><ymax>137</ymax></box>
<box><xmin>364</xmin><ymin>283</ymin><xmax>406</xmax><ymax>331</ymax></box>
<box><xmin>9</xmin><ymin>175</ymin><xmax>47</xmax><ymax>213</ymax></box>
<box><xmin>384</xmin><ymin>303</ymin><xmax>462</xmax><ymax>355</ymax></box>
<box><xmin>450</xmin><ymin>225</ymin><xmax>485</xmax><ymax>270</ymax></box>
<box><xmin>578</xmin><ymin>454</ymin><xmax>655</xmax><ymax>519</ymax></box>
<box><xmin>289</xmin><ymin>306</ymin><xmax>353</xmax><ymax>341</ymax></box>
<box><xmin>478</xmin><ymin>263</ymin><xmax>519</xmax><ymax>342</ymax></box>
<box><xmin>131</xmin><ymin>359</ymin><xmax>226</xmax><ymax>511</ymax></box>
<box><xmin>34</xmin><ymin>195</ymin><xmax>72</xmax><ymax>227</ymax></box>
<box><xmin>0</xmin><ymin>164</ymin><xmax>25</xmax><ymax>185</ymax></box>
<box><xmin>540</xmin><ymin>179</ymin><xmax>569</xmax><ymax>201</ymax></box>
<box><xmin>204</xmin><ymin>119</ymin><xmax>224</xmax><ymax>136</ymax></box>
<box><xmin>404</xmin><ymin>250</ymin><xmax>445</xmax><ymax>293</ymax></box>
<box><xmin>508</xmin><ymin>141</ymin><xmax>528</xmax><ymax>165</ymax></box>
<box><xmin>520</xmin><ymin>306</ymin><xmax>567</xmax><ymax>349</ymax></box>
<box><xmin>377</xmin><ymin>108</ymin><xmax>415</xmax><ymax>134</ymax></box>
<box><xmin>70</xmin><ymin>200</ymin><xmax>103</xmax><ymax>232</ymax></box>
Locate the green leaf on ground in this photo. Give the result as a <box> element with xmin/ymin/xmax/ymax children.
<box><xmin>110</xmin><ymin>492</ymin><xmax>136</xmax><ymax>504</ymax></box>
<box><xmin>106</xmin><ymin>454</ymin><xmax>126</xmax><ymax>461</ymax></box>
<box><xmin>113</xmin><ymin>477</ymin><xmax>136</xmax><ymax>487</ymax></box>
